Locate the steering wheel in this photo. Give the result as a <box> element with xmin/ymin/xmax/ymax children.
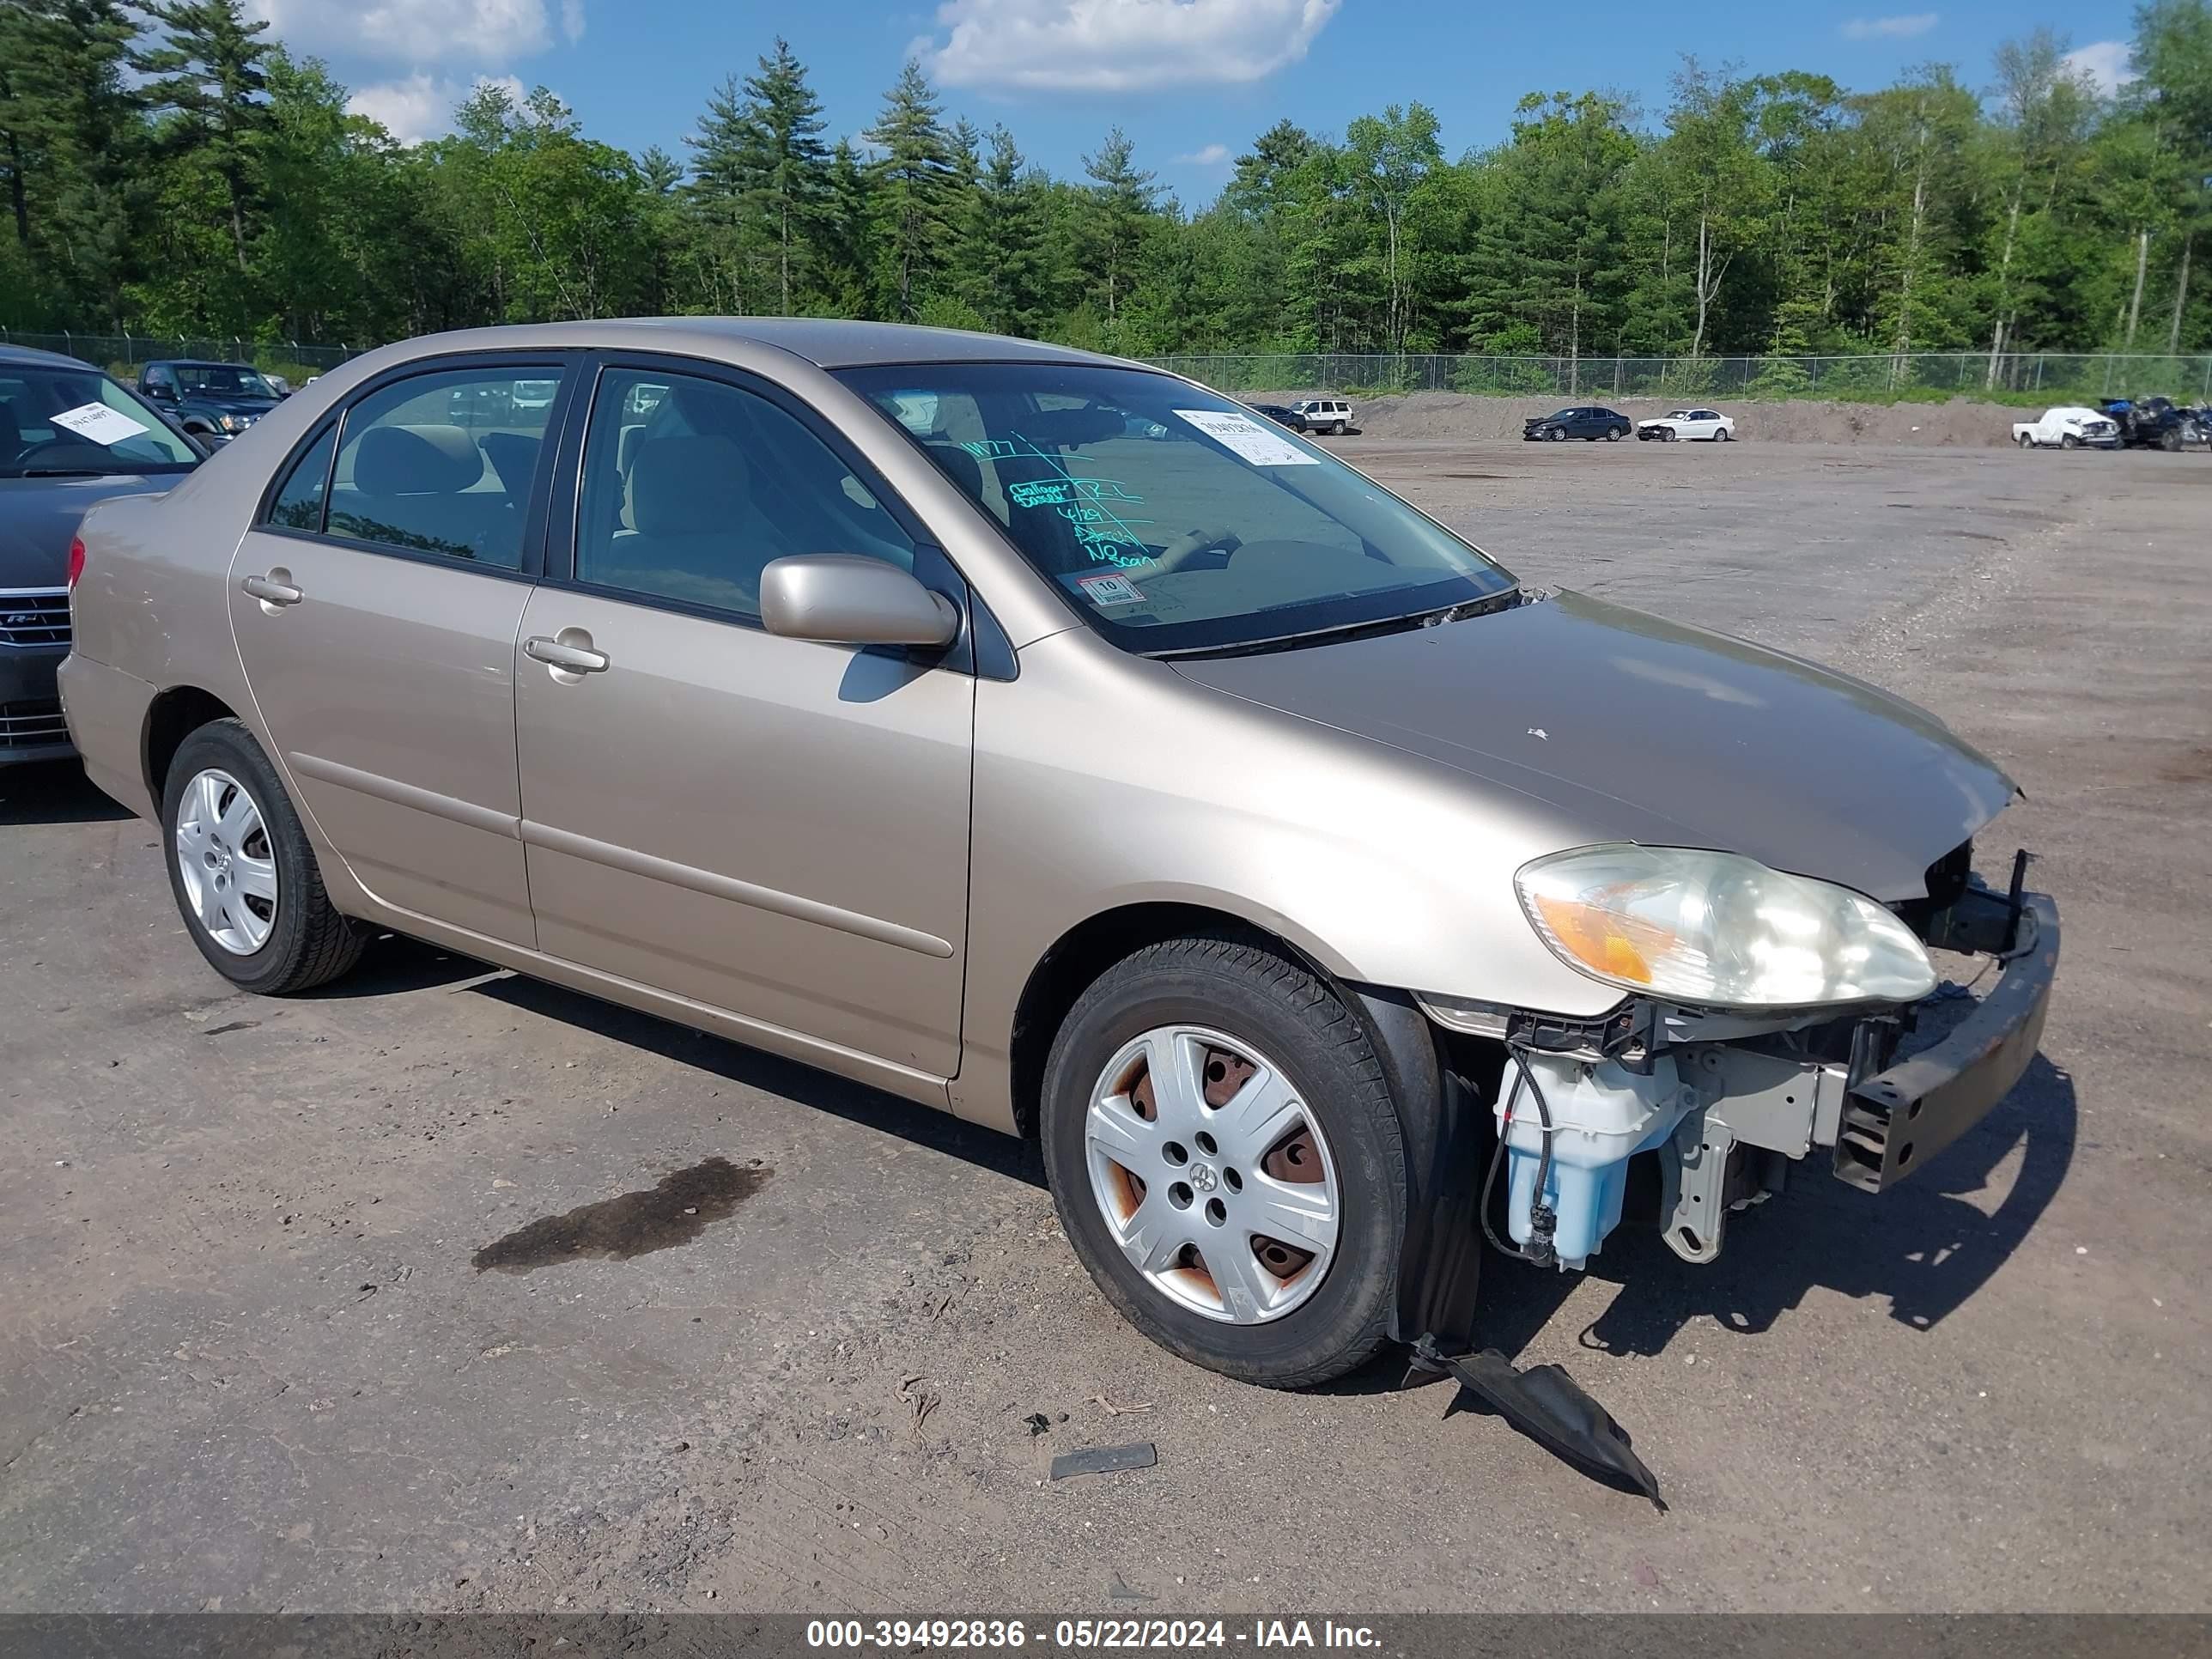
<box><xmin>1150</xmin><ymin>526</ymin><xmax>1243</xmax><ymax>574</ymax></box>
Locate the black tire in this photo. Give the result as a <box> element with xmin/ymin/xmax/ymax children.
<box><xmin>2062</xmin><ymin>434</ymin><xmax>2080</xmax><ymax>450</ymax></box>
<box><xmin>1332</xmin><ymin>421</ymin><xmax>1346</xmax><ymax>436</ymax></box>
<box><xmin>161</xmin><ymin>718</ymin><xmax>365</xmax><ymax>995</ymax></box>
<box><xmin>1039</xmin><ymin>934</ymin><xmax>1407</xmax><ymax>1389</ymax></box>
<box><xmin>1714</xmin><ymin>427</ymin><xmax>1731</xmax><ymax>441</ymax></box>
<box><xmin>1606</xmin><ymin>427</ymin><xmax>1622</xmax><ymax>441</ymax></box>
<box><xmin>1547</xmin><ymin>428</ymin><xmax>1566</xmax><ymax>441</ymax></box>
<box><xmin>2017</xmin><ymin>433</ymin><xmax>2034</xmax><ymax>447</ymax></box>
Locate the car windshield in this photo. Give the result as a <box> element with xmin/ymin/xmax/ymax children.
<box><xmin>839</xmin><ymin>362</ymin><xmax>1514</xmax><ymax>654</ymax></box>
<box><xmin>0</xmin><ymin>364</ymin><xmax>200</xmax><ymax>478</ymax></box>
<box><xmin>173</xmin><ymin>363</ymin><xmax>275</xmax><ymax>398</ymax></box>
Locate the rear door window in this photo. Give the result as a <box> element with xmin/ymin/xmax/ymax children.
<box><xmin>325</xmin><ymin>364</ymin><xmax>566</xmax><ymax>568</ymax></box>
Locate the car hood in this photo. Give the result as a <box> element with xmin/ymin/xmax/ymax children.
<box><xmin>0</xmin><ymin>474</ymin><xmax>178</xmax><ymax>586</ymax></box>
<box><xmin>1170</xmin><ymin>590</ymin><xmax>2018</xmax><ymax>902</ymax></box>
<box><xmin>1523</xmin><ymin>416</ymin><xmax>1565</xmax><ymax>428</ymax></box>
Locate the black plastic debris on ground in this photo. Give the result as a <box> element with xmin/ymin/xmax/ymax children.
<box><xmin>1024</xmin><ymin>1412</ymin><xmax>1052</xmax><ymax>1437</ymax></box>
<box><xmin>1414</xmin><ymin>1339</ymin><xmax>1666</xmax><ymax>1511</ymax></box>
<box><xmin>1049</xmin><ymin>1442</ymin><xmax>1157</xmax><ymax>1481</ymax></box>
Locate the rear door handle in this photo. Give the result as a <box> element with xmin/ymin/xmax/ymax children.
<box><xmin>241</xmin><ymin>573</ymin><xmax>303</xmax><ymax>607</ymax></box>
<box><xmin>524</xmin><ymin>634</ymin><xmax>610</xmax><ymax>674</ymax></box>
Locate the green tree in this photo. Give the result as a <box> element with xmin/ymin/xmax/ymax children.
<box><xmin>864</xmin><ymin>58</ymin><xmax>955</xmax><ymax>317</ymax></box>
<box><xmin>1082</xmin><ymin>125</ymin><xmax>1156</xmax><ymax>327</ymax></box>
<box><xmin>134</xmin><ymin>0</ymin><xmax>273</xmax><ymax>274</ymax></box>
<box><xmin>735</xmin><ymin>37</ymin><xmax>830</xmax><ymax>314</ymax></box>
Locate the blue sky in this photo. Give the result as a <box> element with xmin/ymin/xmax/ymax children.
<box><xmin>248</xmin><ymin>0</ymin><xmax>2142</xmax><ymax>200</ymax></box>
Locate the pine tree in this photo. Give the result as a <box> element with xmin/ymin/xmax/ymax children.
<box><xmin>864</xmin><ymin>58</ymin><xmax>955</xmax><ymax>318</ymax></box>
<box><xmin>684</xmin><ymin>73</ymin><xmax>757</xmax><ymax>313</ymax></box>
<box><xmin>735</xmin><ymin>37</ymin><xmax>830</xmax><ymax>315</ymax></box>
<box><xmin>1082</xmin><ymin>125</ymin><xmax>1156</xmax><ymax>324</ymax></box>
<box><xmin>955</xmin><ymin>124</ymin><xmax>1046</xmax><ymax>335</ymax></box>
<box><xmin>134</xmin><ymin>0</ymin><xmax>272</xmax><ymax>273</ymax></box>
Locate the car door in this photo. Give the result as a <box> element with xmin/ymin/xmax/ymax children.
<box><xmin>228</xmin><ymin>355</ymin><xmax>575</xmax><ymax>947</ymax></box>
<box><xmin>510</xmin><ymin>359</ymin><xmax>975</xmax><ymax>1080</ymax></box>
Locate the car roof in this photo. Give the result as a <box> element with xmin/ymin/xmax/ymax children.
<box><xmin>0</xmin><ymin>343</ymin><xmax>98</xmax><ymax>371</ymax></box>
<box><xmin>145</xmin><ymin>359</ymin><xmax>258</xmax><ymax>370</ymax></box>
<box><xmin>362</xmin><ymin>317</ymin><xmax>1128</xmax><ymax>372</ymax></box>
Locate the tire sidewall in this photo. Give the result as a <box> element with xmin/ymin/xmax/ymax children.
<box><xmin>161</xmin><ymin>720</ymin><xmax>327</xmax><ymax>994</ymax></box>
<box><xmin>1040</xmin><ymin>947</ymin><xmax>1405</xmax><ymax>1386</ymax></box>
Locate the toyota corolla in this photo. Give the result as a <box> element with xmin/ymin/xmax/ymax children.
<box><xmin>60</xmin><ymin>319</ymin><xmax>2058</xmax><ymax>1388</ymax></box>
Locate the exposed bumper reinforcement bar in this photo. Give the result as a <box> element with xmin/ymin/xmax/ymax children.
<box><xmin>1834</xmin><ymin>887</ymin><xmax>2060</xmax><ymax>1194</ymax></box>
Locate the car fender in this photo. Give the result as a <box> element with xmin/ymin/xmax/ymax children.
<box><xmin>950</xmin><ymin>628</ymin><xmax>1622</xmax><ymax>1133</ymax></box>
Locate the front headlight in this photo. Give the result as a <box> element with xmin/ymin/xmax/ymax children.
<box><xmin>218</xmin><ymin>412</ymin><xmax>245</xmax><ymax>432</ymax></box>
<box><xmin>1515</xmin><ymin>845</ymin><xmax>1936</xmax><ymax>1010</ymax></box>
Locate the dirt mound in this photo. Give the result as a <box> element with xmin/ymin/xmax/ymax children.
<box><xmin>1298</xmin><ymin>389</ymin><xmax>2028</xmax><ymax>447</ymax></box>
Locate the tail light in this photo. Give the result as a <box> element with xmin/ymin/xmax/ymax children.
<box><xmin>66</xmin><ymin>535</ymin><xmax>86</xmax><ymax>589</ymax></box>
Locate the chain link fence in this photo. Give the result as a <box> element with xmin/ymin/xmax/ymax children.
<box><xmin>0</xmin><ymin>330</ymin><xmax>360</xmax><ymax>383</ymax></box>
<box><xmin>1143</xmin><ymin>351</ymin><xmax>2212</xmax><ymax>404</ymax></box>
<box><xmin>12</xmin><ymin>330</ymin><xmax>2211</xmax><ymax>406</ymax></box>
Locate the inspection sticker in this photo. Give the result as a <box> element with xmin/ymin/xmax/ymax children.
<box><xmin>49</xmin><ymin>402</ymin><xmax>150</xmax><ymax>447</ymax></box>
<box><xmin>1076</xmin><ymin>572</ymin><xmax>1146</xmax><ymax>605</ymax></box>
<box><xmin>1173</xmin><ymin>408</ymin><xmax>1318</xmax><ymax>466</ymax></box>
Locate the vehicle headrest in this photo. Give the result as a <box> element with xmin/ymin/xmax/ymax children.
<box><xmin>355</xmin><ymin>423</ymin><xmax>483</xmax><ymax>495</ymax></box>
<box><xmin>923</xmin><ymin>441</ymin><xmax>982</xmax><ymax>499</ymax></box>
<box><xmin>479</xmin><ymin>431</ymin><xmax>542</xmax><ymax>499</ymax></box>
<box><xmin>629</xmin><ymin>435</ymin><xmax>750</xmax><ymax>537</ymax></box>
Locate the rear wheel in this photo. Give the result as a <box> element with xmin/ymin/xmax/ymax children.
<box><xmin>162</xmin><ymin>719</ymin><xmax>364</xmax><ymax>995</ymax></box>
<box><xmin>1040</xmin><ymin>935</ymin><xmax>1406</xmax><ymax>1388</ymax></box>
<box><xmin>1606</xmin><ymin>428</ymin><xmax>1622</xmax><ymax>441</ymax></box>
<box><xmin>2016</xmin><ymin>432</ymin><xmax>2035</xmax><ymax>448</ymax></box>
<box><xmin>1331</xmin><ymin>421</ymin><xmax>1346</xmax><ymax>436</ymax></box>
<box><xmin>1714</xmin><ymin>426</ymin><xmax>1731</xmax><ymax>442</ymax></box>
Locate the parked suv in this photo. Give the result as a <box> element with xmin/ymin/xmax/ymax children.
<box><xmin>137</xmin><ymin>360</ymin><xmax>283</xmax><ymax>447</ymax></box>
<box><xmin>1292</xmin><ymin>397</ymin><xmax>1354</xmax><ymax>435</ymax></box>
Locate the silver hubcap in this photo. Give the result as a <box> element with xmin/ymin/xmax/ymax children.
<box><xmin>174</xmin><ymin>768</ymin><xmax>277</xmax><ymax>956</ymax></box>
<box><xmin>1085</xmin><ymin>1025</ymin><xmax>1340</xmax><ymax>1325</ymax></box>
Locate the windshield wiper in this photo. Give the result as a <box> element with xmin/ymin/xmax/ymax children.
<box><xmin>15</xmin><ymin>467</ymin><xmax>112</xmax><ymax>478</ymax></box>
<box><xmin>1157</xmin><ymin>586</ymin><xmax>1522</xmax><ymax>660</ymax></box>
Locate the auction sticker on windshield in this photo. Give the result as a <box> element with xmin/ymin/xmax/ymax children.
<box><xmin>50</xmin><ymin>402</ymin><xmax>151</xmax><ymax>447</ymax></box>
<box><xmin>1076</xmin><ymin>572</ymin><xmax>1146</xmax><ymax>605</ymax></box>
<box><xmin>1174</xmin><ymin>408</ymin><xmax>1317</xmax><ymax>466</ymax></box>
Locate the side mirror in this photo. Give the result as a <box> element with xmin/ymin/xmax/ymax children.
<box><xmin>759</xmin><ymin>555</ymin><xmax>960</xmax><ymax>650</ymax></box>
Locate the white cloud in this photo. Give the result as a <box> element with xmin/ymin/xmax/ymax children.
<box><xmin>248</xmin><ymin>0</ymin><xmax>577</xmax><ymax>66</ymax></box>
<box><xmin>348</xmin><ymin>70</ymin><xmax>529</xmax><ymax>143</ymax></box>
<box><xmin>2063</xmin><ymin>40</ymin><xmax>2130</xmax><ymax>97</ymax></box>
<box><xmin>1176</xmin><ymin>143</ymin><xmax>1231</xmax><ymax>165</ymax></box>
<box><xmin>1840</xmin><ymin>12</ymin><xmax>1937</xmax><ymax>40</ymax></box>
<box><xmin>922</xmin><ymin>0</ymin><xmax>1340</xmax><ymax>93</ymax></box>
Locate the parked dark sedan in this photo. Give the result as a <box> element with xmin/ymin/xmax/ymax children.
<box><xmin>3</xmin><ymin>344</ymin><xmax>201</xmax><ymax>763</ymax></box>
<box><xmin>137</xmin><ymin>359</ymin><xmax>283</xmax><ymax>447</ymax></box>
<box><xmin>1524</xmin><ymin>405</ymin><xmax>1632</xmax><ymax>442</ymax></box>
<box><xmin>1243</xmin><ymin>402</ymin><xmax>1311</xmax><ymax>433</ymax></box>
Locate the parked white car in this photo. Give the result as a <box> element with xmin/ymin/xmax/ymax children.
<box><xmin>2012</xmin><ymin>406</ymin><xmax>2121</xmax><ymax>449</ymax></box>
<box><xmin>1637</xmin><ymin>408</ymin><xmax>1735</xmax><ymax>442</ymax></box>
<box><xmin>1292</xmin><ymin>397</ymin><xmax>1355</xmax><ymax>434</ymax></box>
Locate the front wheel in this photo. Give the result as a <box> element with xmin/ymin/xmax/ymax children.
<box><xmin>1547</xmin><ymin>428</ymin><xmax>1566</xmax><ymax>441</ymax></box>
<box><xmin>1040</xmin><ymin>935</ymin><xmax>1407</xmax><ymax>1388</ymax></box>
<box><xmin>162</xmin><ymin>719</ymin><xmax>365</xmax><ymax>994</ymax></box>
<box><xmin>2062</xmin><ymin>434</ymin><xmax>2080</xmax><ymax>450</ymax></box>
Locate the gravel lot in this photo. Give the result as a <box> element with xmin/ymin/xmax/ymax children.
<box><xmin>3</xmin><ymin>439</ymin><xmax>2208</xmax><ymax>1615</ymax></box>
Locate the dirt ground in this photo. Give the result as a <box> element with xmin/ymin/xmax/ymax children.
<box><xmin>1340</xmin><ymin>390</ymin><xmax>2092</xmax><ymax>447</ymax></box>
<box><xmin>3</xmin><ymin>439</ymin><xmax>2209</xmax><ymax>1616</ymax></box>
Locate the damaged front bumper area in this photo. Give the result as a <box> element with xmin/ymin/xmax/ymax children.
<box><xmin>1425</xmin><ymin>870</ymin><xmax>2060</xmax><ymax>1271</ymax></box>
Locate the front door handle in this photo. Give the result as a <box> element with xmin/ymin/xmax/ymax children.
<box><xmin>241</xmin><ymin>572</ymin><xmax>303</xmax><ymax>608</ymax></box>
<box><xmin>524</xmin><ymin>634</ymin><xmax>610</xmax><ymax>675</ymax></box>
